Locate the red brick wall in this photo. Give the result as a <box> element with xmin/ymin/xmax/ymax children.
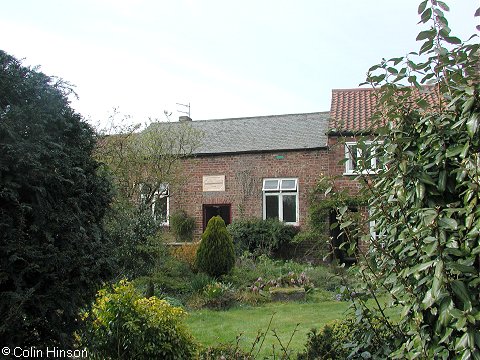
<box><xmin>170</xmin><ymin>149</ymin><xmax>329</xmax><ymax>240</ymax></box>
<box><xmin>327</xmin><ymin>136</ymin><xmax>362</xmax><ymax>194</ymax></box>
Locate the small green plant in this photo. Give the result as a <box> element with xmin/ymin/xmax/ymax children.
<box><xmin>189</xmin><ymin>272</ymin><xmax>214</xmax><ymax>293</ymax></box>
<box><xmin>170</xmin><ymin>210</ymin><xmax>196</xmax><ymax>242</ymax></box>
<box><xmin>81</xmin><ymin>280</ymin><xmax>196</xmax><ymax>359</ymax></box>
<box><xmin>203</xmin><ymin>281</ymin><xmax>234</xmax><ymax>299</ymax></box>
<box><xmin>196</xmin><ymin>216</ymin><xmax>235</xmax><ymax>278</ymax></box>
<box><xmin>187</xmin><ymin>281</ymin><xmax>236</xmax><ymax>310</ymax></box>
<box><xmin>202</xmin><ymin>282</ymin><xmax>236</xmax><ymax>310</ymax></box>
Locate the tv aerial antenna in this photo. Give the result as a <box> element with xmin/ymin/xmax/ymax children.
<box><xmin>176</xmin><ymin>102</ymin><xmax>190</xmax><ymax>117</ymax></box>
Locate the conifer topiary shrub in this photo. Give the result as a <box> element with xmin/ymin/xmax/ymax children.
<box><xmin>196</xmin><ymin>216</ymin><xmax>235</xmax><ymax>278</ymax></box>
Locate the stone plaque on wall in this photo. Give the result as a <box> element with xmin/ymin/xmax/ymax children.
<box><xmin>203</xmin><ymin>175</ymin><xmax>225</xmax><ymax>192</ymax></box>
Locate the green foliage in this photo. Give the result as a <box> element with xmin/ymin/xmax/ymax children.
<box><xmin>234</xmin><ymin>289</ymin><xmax>270</xmax><ymax>306</ymax></box>
<box><xmin>203</xmin><ymin>281</ymin><xmax>234</xmax><ymax>300</ymax></box>
<box><xmin>227</xmin><ymin>218</ymin><xmax>300</xmax><ymax>257</ymax></box>
<box><xmin>148</xmin><ymin>255</ymin><xmax>196</xmax><ymax>295</ymax></box>
<box><xmin>307</xmin><ymin>175</ymin><xmax>367</xmax><ymax>263</ymax></box>
<box><xmin>198</xmin><ymin>343</ymin><xmax>253</xmax><ymax>360</ymax></box>
<box><xmin>189</xmin><ymin>272</ymin><xmax>214</xmax><ymax>293</ymax></box>
<box><xmin>223</xmin><ymin>254</ymin><xmax>348</xmax><ymax>297</ymax></box>
<box><xmin>0</xmin><ymin>50</ymin><xmax>113</xmax><ymax>347</ymax></box>
<box><xmin>297</xmin><ymin>320</ymin><xmax>352</xmax><ymax>360</ymax></box>
<box><xmin>187</xmin><ymin>281</ymin><xmax>236</xmax><ymax>310</ymax></box>
<box><xmin>298</xmin><ymin>316</ymin><xmax>396</xmax><ymax>360</ymax></box>
<box><xmin>170</xmin><ymin>210</ymin><xmax>196</xmax><ymax>242</ymax></box>
<box><xmin>291</xmin><ymin>230</ymin><xmax>330</xmax><ymax>260</ymax></box>
<box><xmin>338</xmin><ymin>2</ymin><xmax>480</xmax><ymax>358</ymax></box>
<box><xmin>196</xmin><ymin>216</ymin><xmax>235</xmax><ymax>278</ymax></box>
<box><xmin>170</xmin><ymin>242</ymin><xmax>200</xmax><ymax>270</ymax></box>
<box><xmin>305</xmin><ymin>263</ymin><xmax>349</xmax><ymax>293</ymax></box>
<box><xmin>309</xmin><ymin>176</ymin><xmax>366</xmax><ymax>233</ymax></box>
<box><xmin>249</xmin><ymin>271</ymin><xmax>314</xmax><ymax>294</ymax></box>
<box><xmin>81</xmin><ymin>280</ymin><xmax>196</xmax><ymax>360</ymax></box>
<box><xmin>104</xmin><ymin>200</ymin><xmax>166</xmax><ymax>279</ymax></box>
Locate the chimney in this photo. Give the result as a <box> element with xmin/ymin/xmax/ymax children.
<box><xmin>179</xmin><ymin>115</ymin><xmax>192</xmax><ymax>122</ymax></box>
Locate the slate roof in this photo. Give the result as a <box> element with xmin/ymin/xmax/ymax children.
<box><xmin>329</xmin><ymin>87</ymin><xmax>438</xmax><ymax>133</ymax></box>
<box><xmin>153</xmin><ymin>112</ymin><xmax>330</xmax><ymax>155</ymax></box>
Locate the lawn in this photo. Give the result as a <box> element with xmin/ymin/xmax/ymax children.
<box><xmin>186</xmin><ymin>299</ymin><xmax>350</xmax><ymax>358</ymax></box>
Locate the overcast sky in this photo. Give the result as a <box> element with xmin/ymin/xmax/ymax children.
<box><xmin>2</xmin><ymin>1</ymin><xmax>478</xmax><ymax>125</ymax></box>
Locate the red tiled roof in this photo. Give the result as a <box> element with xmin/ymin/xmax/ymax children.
<box><xmin>329</xmin><ymin>88</ymin><xmax>376</xmax><ymax>132</ymax></box>
<box><xmin>329</xmin><ymin>86</ymin><xmax>439</xmax><ymax>133</ymax></box>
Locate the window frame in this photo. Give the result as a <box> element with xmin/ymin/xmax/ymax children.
<box><xmin>139</xmin><ymin>183</ymin><xmax>170</xmax><ymax>226</ymax></box>
<box><xmin>344</xmin><ymin>141</ymin><xmax>382</xmax><ymax>175</ymax></box>
<box><xmin>152</xmin><ymin>185</ymin><xmax>170</xmax><ymax>226</ymax></box>
<box><xmin>262</xmin><ymin>177</ymin><xmax>299</xmax><ymax>225</ymax></box>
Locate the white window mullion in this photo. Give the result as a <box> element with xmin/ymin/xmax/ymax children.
<box><xmin>278</xmin><ymin>193</ymin><xmax>284</xmax><ymax>222</ymax></box>
<box><xmin>296</xmin><ymin>190</ymin><xmax>300</xmax><ymax>224</ymax></box>
<box><xmin>262</xmin><ymin>191</ymin><xmax>267</xmax><ymax>220</ymax></box>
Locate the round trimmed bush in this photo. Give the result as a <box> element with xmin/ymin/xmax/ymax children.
<box><xmin>196</xmin><ymin>216</ymin><xmax>235</xmax><ymax>278</ymax></box>
<box><xmin>81</xmin><ymin>280</ymin><xmax>196</xmax><ymax>359</ymax></box>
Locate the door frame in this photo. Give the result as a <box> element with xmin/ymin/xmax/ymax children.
<box><xmin>202</xmin><ymin>203</ymin><xmax>232</xmax><ymax>231</ymax></box>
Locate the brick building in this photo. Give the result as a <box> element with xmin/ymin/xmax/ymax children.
<box><xmin>152</xmin><ymin>88</ymin><xmax>394</xmax><ymax>246</ymax></box>
<box><xmin>166</xmin><ymin>112</ymin><xmax>330</xmax><ymax>238</ymax></box>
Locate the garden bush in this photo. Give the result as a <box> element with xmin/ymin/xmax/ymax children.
<box><xmin>304</xmin><ymin>264</ymin><xmax>349</xmax><ymax>292</ymax></box>
<box><xmin>298</xmin><ymin>315</ymin><xmax>396</xmax><ymax>360</ymax></box>
<box><xmin>170</xmin><ymin>242</ymin><xmax>200</xmax><ymax>270</ymax></box>
<box><xmin>227</xmin><ymin>218</ymin><xmax>299</xmax><ymax>256</ymax></box>
<box><xmin>297</xmin><ymin>319</ymin><xmax>352</xmax><ymax>360</ymax></box>
<box><xmin>169</xmin><ymin>210</ymin><xmax>196</xmax><ymax>242</ymax></box>
<box><xmin>0</xmin><ymin>50</ymin><xmax>113</xmax><ymax>347</ymax></box>
<box><xmin>81</xmin><ymin>280</ymin><xmax>196</xmax><ymax>360</ymax></box>
<box><xmin>291</xmin><ymin>230</ymin><xmax>331</xmax><ymax>261</ymax></box>
<box><xmin>330</xmin><ymin>2</ymin><xmax>480</xmax><ymax>357</ymax></box>
<box><xmin>196</xmin><ymin>216</ymin><xmax>235</xmax><ymax>278</ymax></box>
<box><xmin>147</xmin><ymin>255</ymin><xmax>195</xmax><ymax>295</ymax></box>
<box><xmin>104</xmin><ymin>200</ymin><xmax>166</xmax><ymax>279</ymax></box>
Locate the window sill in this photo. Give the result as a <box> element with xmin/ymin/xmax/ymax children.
<box><xmin>343</xmin><ymin>171</ymin><xmax>379</xmax><ymax>176</ymax></box>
